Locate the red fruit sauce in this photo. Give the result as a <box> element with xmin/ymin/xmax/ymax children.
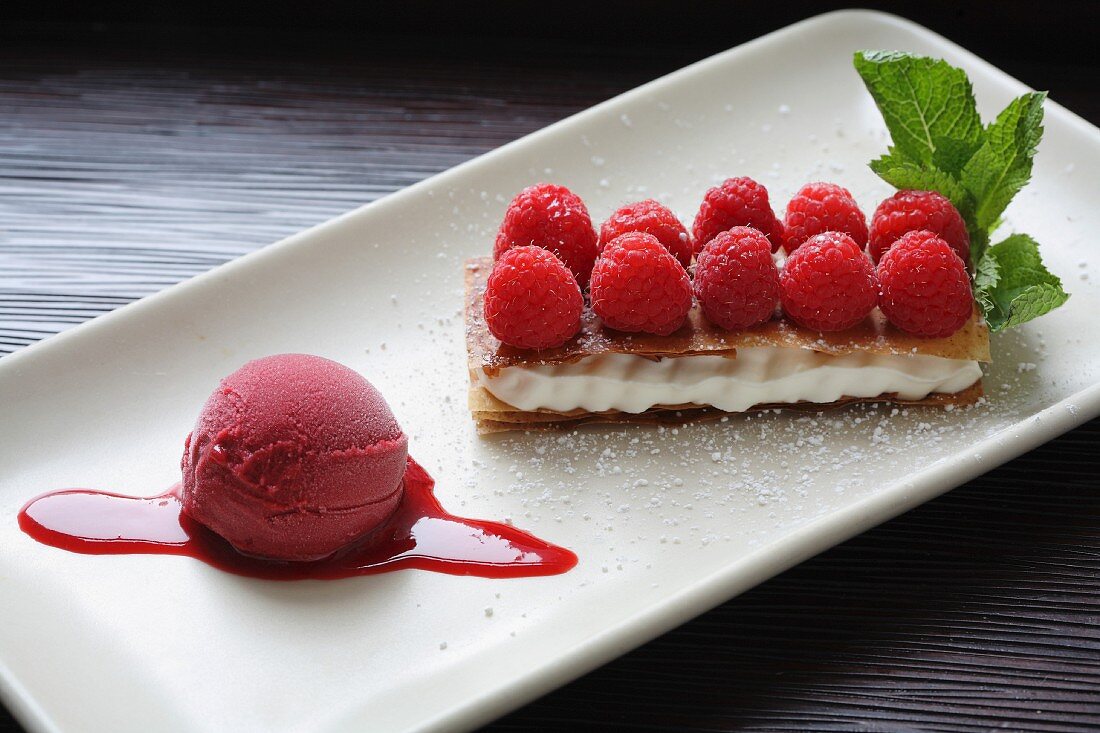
<box><xmin>18</xmin><ymin>457</ymin><xmax>577</xmax><ymax>580</ymax></box>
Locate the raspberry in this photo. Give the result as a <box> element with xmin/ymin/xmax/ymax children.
<box><xmin>869</xmin><ymin>189</ymin><xmax>970</xmax><ymax>265</ymax></box>
<box><xmin>494</xmin><ymin>183</ymin><xmax>598</xmax><ymax>286</ymax></box>
<box><xmin>599</xmin><ymin>199</ymin><xmax>692</xmax><ymax>268</ymax></box>
<box><xmin>590</xmin><ymin>232</ymin><xmax>693</xmax><ymax>336</ymax></box>
<box><xmin>691</xmin><ymin>177</ymin><xmax>785</xmax><ymax>254</ymax></box>
<box><xmin>779</xmin><ymin>231</ymin><xmax>877</xmax><ymax>332</ymax></box>
<box><xmin>783</xmin><ymin>182</ymin><xmax>868</xmax><ymax>254</ymax></box>
<box><xmin>483</xmin><ymin>246</ymin><xmax>583</xmax><ymax>349</ymax></box>
<box><xmin>693</xmin><ymin>226</ymin><xmax>780</xmax><ymax>330</ymax></box>
<box><xmin>877</xmin><ymin>230</ymin><xmax>973</xmax><ymax>338</ymax></box>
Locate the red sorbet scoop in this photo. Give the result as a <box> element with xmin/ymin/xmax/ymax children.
<box><xmin>180</xmin><ymin>354</ymin><xmax>408</xmax><ymax>561</ymax></box>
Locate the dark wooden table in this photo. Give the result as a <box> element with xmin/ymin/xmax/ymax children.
<box><xmin>3</xmin><ymin>7</ymin><xmax>1099</xmax><ymax>732</ymax></box>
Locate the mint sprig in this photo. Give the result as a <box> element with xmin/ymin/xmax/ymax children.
<box><xmin>977</xmin><ymin>234</ymin><xmax>1069</xmax><ymax>330</ymax></box>
<box><xmin>855</xmin><ymin>51</ymin><xmax>983</xmax><ymax>172</ymax></box>
<box><xmin>853</xmin><ymin>50</ymin><xmax>1067</xmax><ymax>331</ymax></box>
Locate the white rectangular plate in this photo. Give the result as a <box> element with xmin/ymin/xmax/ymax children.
<box><xmin>2</xmin><ymin>10</ymin><xmax>1098</xmax><ymax>733</ymax></box>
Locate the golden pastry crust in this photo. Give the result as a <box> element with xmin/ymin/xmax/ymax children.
<box><xmin>468</xmin><ymin>382</ymin><xmax>983</xmax><ymax>434</ymax></box>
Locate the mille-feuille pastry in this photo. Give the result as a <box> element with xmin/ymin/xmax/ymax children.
<box><xmin>468</xmin><ymin>182</ymin><xmax>988</xmax><ymax>434</ymax></box>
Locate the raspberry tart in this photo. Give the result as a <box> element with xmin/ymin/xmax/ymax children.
<box><xmin>465</xmin><ymin>185</ymin><xmax>989</xmax><ymax>434</ymax></box>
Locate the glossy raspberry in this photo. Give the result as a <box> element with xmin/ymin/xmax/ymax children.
<box><xmin>599</xmin><ymin>199</ymin><xmax>692</xmax><ymax>268</ymax></box>
<box><xmin>483</xmin><ymin>246</ymin><xmax>583</xmax><ymax>349</ymax></box>
<box><xmin>590</xmin><ymin>232</ymin><xmax>693</xmax><ymax>336</ymax></box>
<box><xmin>494</xmin><ymin>183</ymin><xmax>598</xmax><ymax>286</ymax></box>
<box><xmin>779</xmin><ymin>231</ymin><xmax>877</xmax><ymax>332</ymax></box>
<box><xmin>783</xmin><ymin>182</ymin><xmax>868</xmax><ymax>254</ymax></box>
<box><xmin>869</xmin><ymin>189</ymin><xmax>971</xmax><ymax>265</ymax></box>
<box><xmin>877</xmin><ymin>230</ymin><xmax>973</xmax><ymax>338</ymax></box>
<box><xmin>692</xmin><ymin>177</ymin><xmax>785</xmax><ymax>254</ymax></box>
<box><xmin>693</xmin><ymin>227</ymin><xmax>780</xmax><ymax>330</ymax></box>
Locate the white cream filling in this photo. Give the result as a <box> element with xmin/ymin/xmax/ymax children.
<box><xmin>477</xmin><ymin>347</ymin><xmax>982</xmax><ymax>414</ymax></box>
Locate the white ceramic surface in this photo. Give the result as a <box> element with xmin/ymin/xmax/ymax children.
<box><xmin>2</xmin><ymin>10</ymin><xmax>1098</xmax><ymax>733</ymax></box>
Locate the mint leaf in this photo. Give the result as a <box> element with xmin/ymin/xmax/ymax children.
<box><xmin>854</xmin><ymin>51</ymin><xmax>983</xmax><ymax>168</ymax></box>
<box><xmin>931</xmin><ymin>136</ymin><xmax>981</xmax><ymax>176</ymax></box>
<box><xmin>973</xmin><ymin>248</ymin><xmax>1000</xmax><ymax>315</ymax></box>
<box><xmin>960</xmin><ymin>92</ymin><xmax>1046</xmax><ymax>231</ymax></box>
<box><xmin>976</xmin><ymin>234</ymin><xmax>1068</xmax><ymax>330</ymax></box>
<box><xmin>869</xmin><ymin>148</ymin><xmax>970</xmax><ymax>210</ymax></box>
<box><xmin>998</xmin><ymin>284</ymin><xmax>1070</xmax><ymax>330</ymax></box>
<box><xmin>969</xmin><ymin>227</ymin><xmax>991</xmax><ymax>274</ymax></box>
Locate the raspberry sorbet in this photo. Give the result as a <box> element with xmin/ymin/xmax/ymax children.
<box><xmin>181</xmin><ymin>354</ymin><xmax>408</xmax><ymax>561</ymax></box>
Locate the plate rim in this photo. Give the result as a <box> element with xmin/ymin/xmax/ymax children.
<box><xmin>2</xmin><ymin>9</ymin><xmax>1099</xmax><ymax>733</ymax></box>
